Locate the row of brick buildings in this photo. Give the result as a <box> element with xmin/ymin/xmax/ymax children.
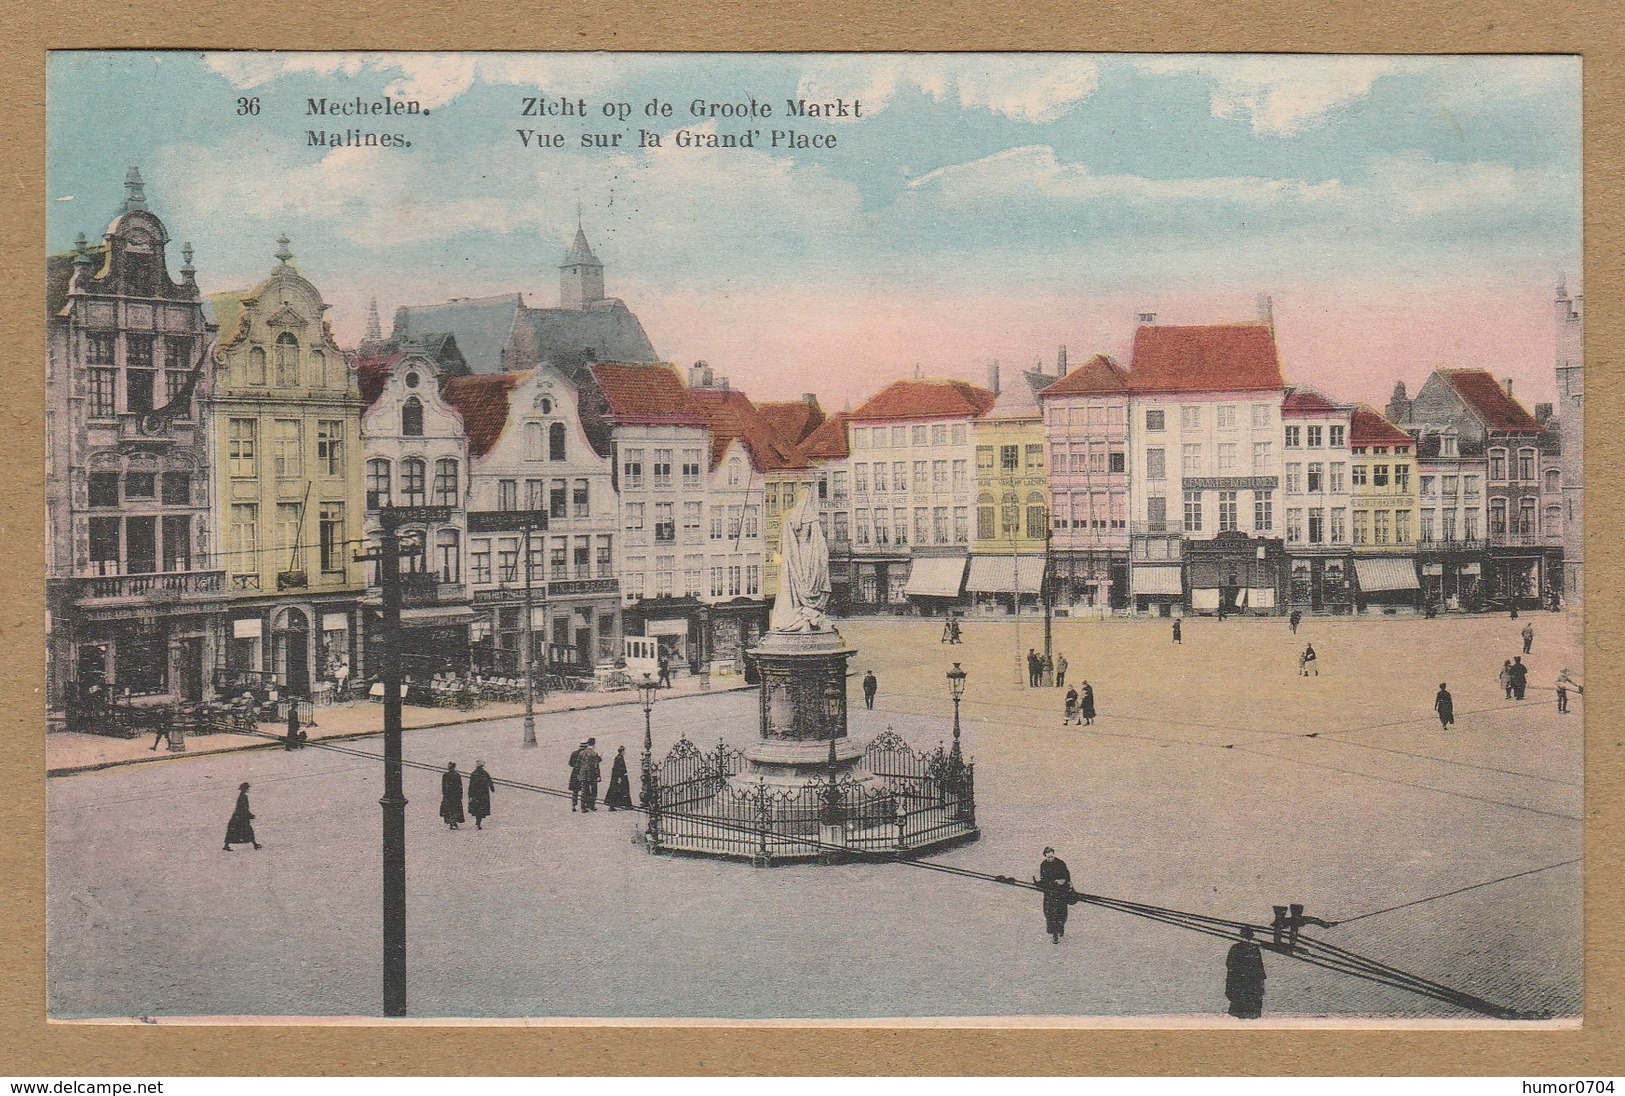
<box><xmin>45</xmin><ymin>169</ymin><xmax>1583</xmax><ymax>716</ymax></box>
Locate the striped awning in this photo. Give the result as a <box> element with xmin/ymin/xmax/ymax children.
<box><xmin>1354</xmin><ymin>558</ymin><xmax>1420</xmax><ymax>592</ymax></box>
<box><xmin>1130</xmin><ymin>565</ymin><xmax>1184</xmax><ymax>596</ymax></box>
<box><xmin>903</xmin><ymin>556</ymin><xmax>969</xmax><ymax>598</ymax></box>
<box><xmin>400</xmin><ymin>605</ymin><xmax>480</xmax><ymax>627</ymax></box>
<box><xmin>965</xmin><ymin>555</ymin><xmax>1046</xmax><ymax>594</ymax></box>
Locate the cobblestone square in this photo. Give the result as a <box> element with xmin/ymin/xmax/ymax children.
<box><xmin>46</xmin><ymin>611</ymin><xmax>1582</xmax><ymax>1022</ymax></box>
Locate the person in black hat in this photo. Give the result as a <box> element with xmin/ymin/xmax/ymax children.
<box><xmin>1034</xmin><ymin>847</ymin><xmax>1074</xmax><ymax>943</ymax></box>
<box><xmin>1225</xmin><ymin>927</ymin><xmax>1266</xmax><ymax>1019</ymax></box>
<box><xmin>223</xmin><ymin>783</ymin><xmax>261</xmax><ymax>851</ymax></box>
<box><xmin>440</xmin><ymin>762</ymin><xmax>465</xmax><ymax>830</ymax></box>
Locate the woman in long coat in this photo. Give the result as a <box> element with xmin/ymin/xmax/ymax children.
<box><xmin>440</xmin><ymin>762</ymin><xmax>465</xmax><ymax>830</ymax></box>
<box><xmin>466</xmin><ymin>761</ymin><xmax>494</xmax><ymax>830</ymax></box>
<box><xmin>1080</xmin><ymin>682</ymin><xmax>1096</xmax><ymax>726</ymax></box>
<box><xmin>604</xmin><ymin>746</ymin><xmax>634</xmax><ymax>810</ymax></box>
<box><xmin>1034</xmin><ymin>848</ymin><xmax>1073</xmax><ymax>943</ymax></box>
<box><xmin>223</xmin><ymin>782</ymin><xmax>260</xmax><ymax>851</ymax></box>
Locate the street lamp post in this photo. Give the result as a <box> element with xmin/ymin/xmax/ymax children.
<box><xmin>637</xmin><ymin>673</ymin><xmax>659</xmax><ymax>840</ymax></box>
<box><xmin>946</xmin><ymin>661</ymin><xmax>968</xmax><ymax>818</ymax></box>
<box><xmin>521</xmin><ymin>516</ymin><xmax>537</xmax><ymax>748</ymax></box>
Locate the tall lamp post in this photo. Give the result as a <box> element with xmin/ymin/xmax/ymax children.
<box><xmin>637</xmin><ymin>671</ymin><xmax>659</xmax><ymax>810</ymax></box>
<box><xmin>521</xmin><ymin>515</ymin><xmax>537</xmax><ymax>748</ymax></box>
<box><xmin>946</xmin><ymin>661</ymin><xmax>968</xmax><ymax>818</ymax></box>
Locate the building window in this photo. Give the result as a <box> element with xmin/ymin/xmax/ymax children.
<box><xmin>1306</xmin><ymin>425</ymin><xmax>1323</xmax><ymax>448</ymax></box>
<box><xmin>1443</xmin><ymin>511</ymin><xmax>1458</xmax><ymax>541</ymax></box>
<box><xmin>681</xmin><ymin>449</ymin><xmax>702</xmax><ymax>488</ymax></box>
<box><xmin>1544</xmin><ymin>504</ymin><xmax>1562</xmax><ymax>536</ymax></box>
<box><xmin>1372</xmin><ymin>464</ymin><xmax>1389</xmax><ymax>488</ymax></box>
<box><xmin>161</xmin><ymin>515</ymin><xmax>192</xmax><ymax>572</ymax></box>
<box><xmin>1217</xmin><ymin>443</ymin><xmax>1237</xmax><ymax>473</ymax></box>
<box><xmin>228</xmin><ymin>418</ymin><xmax>258</xmax><ymax>478</ymax></box>
<box><xmin>999</xmin><ymin>445</ymin><xmax>1019</xmax><ymax>473</ymax></box>
<box><xmin>1285</xmin><ymin>463</ymin><xmax>1302</xmax><ymax>494</ymax></box>
<box><xmin>1351</xmin><ymin>464</ymin><xmax>1367</xmax><ymax>488</ymax></box>
<box><xmin>953</xmin><ymin>506</ymin><xmax>968</xmax><ymax>543</ymax></box>
<box><xmin>1254</xmin><ymin>492</ymin><xmax>1273</xmax><ymax>532</ymax></box>
<box><xmin>1373</xmin><ymin>510</ymin><xmax>1390</xmax><ymax>544</ymax></box>
<box><xmin>524</xmin><ymin>422</ymin><xmax>545</xmax><ymax>461</ymax></box>
<box><xmin>1489</xmin><ymin>498</ymin><xmax>1507</xmax><ymax>538</ymax></box>
<box><xmin>1025</xmin><ymin>495</ymin><xmax>1045</xmax><ymax>540</ymax></box>
<box><xmin>976</xmin><ymin>446</ymin><xmax>995</xmax><ymax>472</ymax></box>
<box><xmin>1420</xmin><ymin>475</ymin><xmax>1435</xmax><ymax>498</ymax></box>
<box><xmin>891</xmin><ymin>426</ymin><xmax>907</xmax><ymax>447</ymax></box>
<box><xmin>470</xmin><ymin>539</ymin><xmax>492</xmax><ymax>584</ymax></box>
<box><xmin>655</xmin><ymin>502</ymin><xmax>675</xmax><ymax>542</ymax></box>
<box><xmin>1217</xmin><ymin>405</ymin><xmax>1236</xmax><ymax>430</ymax></box>
<box><xmin>1395</xmin><ymin>511</ymin><xmax>1411</xmax><ymax>544</ymax></box>
<box><xmin>598</xmin><ymin>537</ymin><xmax>615</xmax><ymax>578</ymax></box>
<box><xmin>88</xmin><ymin>516</ymin><xmax>121</xmax><ymax>575</ymax></box>
<box><xmin>228</xmin><ymin>503</ymin><xmax>257</xmax><ymax>573</ymax></box>
<box><xmin>977</xmin><ymin>496</ymin><xmax>995</xmax><ymax>540</ymax></box>
<box><xmin>852</xmin><ymin>427</ymin><xmax>868</xmax><ymax>449</ymax></box>
<box><xmin>1025</xmin><ymin>444</ymin><xmax>1044</xmax><ymax>472</ymax></box>
<box><xmin>1181</xmin><ymin>444</ymin><xmax>1201</xmax><ymax>475</ymax></box>
<box><xmin>909</xmin><ymin>461</ymin><xmax>926</xmax><ymax>492</ymax></box>
<box><xmin>621</xmin><ymin>448</ymin><xmax>644</xmax><ymax>488</ymax></box>
<box><xmin>124</xmin><ymin>516</ymin><xmax>157</xmax><ymax>575</ymax></box>
<box><xmin>1180</xmin><ymin>406</ymin><xmax>1200</xmax><ymax>430</ymax></box>
<box><xmin>496</xmin><ymin>537</ymin><xmax>520</xmax><ymax>583</ymax></box>
<box><xmin>833</xmin><ymin>512</ymin><xmax>851</xmax><ymax>545</ymax></box>
<box><xmin>652</xmin><ymin>449</ymin><xmax>672</xmax><ymax>488</ymax></box>
<box><xmin>428</xmin><ymin>458</ymin><xmax>457</xmax><ymax>506</ymax></box>
<box><xmin>124</xmin><ymin>471</ymin><xmax>156</xmax><ymax>499</ymax></box>
<box><xmin>907</xmin><ymin>425</ymin><xmax>924</xmax><ymax>446</ymax></box>
<box><xmin>435</xmin><ymin>528</ymin><xmax>460</xmax><ymax>582</ymax></box>
<box><xmin>1395</xmin><ymin>465</ymin><xmax>1411</xmax><ymax>493</ymax></box>
<box><xmin>126</xmin><ymin>336</ymin><xmax>155</xmax><ymax>414</ymax></box>
<box><xmin>1330</xmin><ymin>508</ymin><xmax>1346</xmax><ymax>543</ymax></box>
<box><xmin>274</xmin><ymin>333</ymin><xmax>299</xmax><ymax>387</ymax></box>
<box><xmin>550</xmin><ymin>538</ymin><xmax>568</xmax><ymax>580</ymax></box>
<box><xmin>1419</xmin><ymin>510</ymin><xmax>1435</xmax><ymax>542</ymax></box>
<box><xmin>1306</xmin><ymin>462</ymin><xmax>1323</xmax><ymax>493</ymax></box>
<box><xmin>310</xmin><ymin>350</ymin><xmax>328</xmax><ymax>390</ymax></box>
<box><xmin>574</xmin><ymin>537</ymin><xmax>591</xmax><ymax>579</ymax></box>
<box><xmin>1329</xmin><ymin>424</ymin><xmax>1345</xmax><ymax>448</ymax></box>
<box><xmin>1284</xmin><ymin>425</ymin><xmax>1301</xmax><ymax>448</ymax></box>
<box><xmin>1517</xmin><ymin>449</ymin><xmax>1536</xmax><ymax>481</ymax></box>
<box><xmin>244</xmin><ymin>345</ymin><xmax>267</xmax><ymax>385</ymax></box>
<box><xmin>952</xmin><ymin>424</ymin><xmax>967</xmax><ymax>445</ymax></box>
<box><xmin>396</xmin><ymin>395</ymin><xmax>424</xmax><ymax>437</ymax></box>
<box><xmin>88</xmin><ymin>367</ymin><xmax>117</xmax><ymax>419</ymax></box>
<box><xmin>1146</xmin><ymin>409</ymin><xmax>1165</xmax><ymax>432</ymax></box>
<box><xmin>161</xmin><ymin>471</ymin><xmax>191</xmax><ymax>507</ymax></box>
<box><xmin>1307</xmin><ymin>507</ymin><xmax>1324</xmax><ymax>544</ymax></box>
<box><xmin>931</xmin><ymin>460</ymin><xmax>947</xmax><ymax>488</ymax></box>
<box><xmin>1286</xmin><ymin>508</ymin><xmax>1303</xmax><ymax>544</ymax></box>
<box><xmin>1252</xmin><ymin>404</ymin><xmax>1271</xmax><ymax>429</ymax></box>
<box><xmin>498</xmin><ymin>479</ymin><xmax>517</xmax><ymax>511</ymax></box>
<box><xmin>272</xmin><ymin>420</ymin><xmax>302</xmax><ymax>479</ymax></box>
<box><xmin>400</xmin><ymin>458</ymin><xmax>426</xmax><ymax>507</ymax></box>
<box><xmin>892</xmin><ymin>461</ymin><xmax>908</xmax><ymax>494</ymax></box>
<box><xmin>1353</xmin><ymin>510</ymin><xmax>1369</xmax><ymax>545</ymax></box>
<box><xmin>1218</xmin><ymin>490</ymin><xmax>1238</xmax><ymax>532</ymax></box>
<box><xmin>1327</xmin><ymin>463</ymin><xmax>1344</xmax><ymax>493</ymax></box>
<box><xmin>86</xmin><ymin>331</ymin><xmax>116</xmax><ymax>366</ymax></box>
<box><xmin>1489</xmin><ymin>449</ymin><xmax>1507</xmax><ymax>481</ymax></box>
<box><xmin>1518</xmin><ymin>498</ymin><xmax>1536</xmax><ymax>536</ymax></box>
<box><xmin>89</xmin><ymin>472</ymin><xmax>120</xmax><ymax>508</ymax></box>
<box><xmin>728</xmin><ymin>457</ymin><xmax>742</xmax><ymax>487</ymax></box>
<box><xmin>572</xmin><ymin>478</ymin><xmax>589</xmax><ymax>518</ymax></box>
<box><xmin>312</xmin><ymin>420</ymin><xmax>341</xmax><ymax>477</ymax></box>
<box><xmin>873</xmin><ymin>507</ymin><xmax>890</xmax><ymax>545</ymax></box>
<box><xmin>931</xmin><ymin>424</ymin><xmax>948</xmax><ymax>446</ymax></box>
<box><xmin>952</xmin><ymin>459</ymin><xmax>968</xmax><ymax>491</ymax></box>
<box><xmin>363</xmin><ymin>459</ymin><xmax>390</xmax><ymax>509</ymax></box>
<box><xmin>1182</xmin><ymin>490</ymin><xmax>1202</xmax><ymax>533</ymax></box>
<box><xmin>549</xmin><ymin>480</ymin><xmax>567</xmax><ymax>520</ymax></box>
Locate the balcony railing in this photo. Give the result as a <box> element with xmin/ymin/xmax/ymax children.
<box><xmin>401</xmin><ymin>572</ymin><xmax>441</xmax><ymax>606</ymax></box>
<box><xmin>74</xmin><ymin>570</ymin><xmax>225</xmax><ymax>602</ymax></box>
<box><xmin>1486</xmin><ymin>531</ymin><xmax>1551</xmax><ymax>548</ymax></box>
<box><xmin>1417</xmin><ymin>537</ymin><xmax>1487</xmax><ymax>553</ymax></box>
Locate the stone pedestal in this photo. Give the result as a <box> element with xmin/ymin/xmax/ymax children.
<box><xmin>741</xmin><ymin>626</ymin><xmax>860</xmax><ymax>785</ymax></box>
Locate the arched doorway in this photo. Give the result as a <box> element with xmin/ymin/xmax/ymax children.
<box><xmin>272</xmin><ymin>606</ymin><xmax>311</xmax><ymax>697</ymax></box>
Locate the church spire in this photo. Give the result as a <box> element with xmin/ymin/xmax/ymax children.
<box><xmin>122</xmin><ymin>166</ymin><xmax>148</xmax><ymax>212</ymax></box>
<box><xmin>365</xmin><ymin>297</ymin><xmax>382</xmax><ymax>342</ymax></box>
<box><xmin>560</xmin><ymin>220</ymin><xmax>605</xmax><ymax>310</ymax></box>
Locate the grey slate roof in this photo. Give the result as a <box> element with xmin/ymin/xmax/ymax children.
<box><xmin>390</xmin><ymin>294</ymin><xmax>523</xmax><ymax>375</ymax></box>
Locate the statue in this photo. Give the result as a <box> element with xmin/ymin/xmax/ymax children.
<box><xmin>770</xmin><ymin>489</ymin><xmax>830</xmax><ymax>632</ymax></box>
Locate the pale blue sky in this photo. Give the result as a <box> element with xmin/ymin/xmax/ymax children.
<box><xmin>46</xmin><ymin>52</ymin><xmax>1582</xmax><ymax>406</ymax></box>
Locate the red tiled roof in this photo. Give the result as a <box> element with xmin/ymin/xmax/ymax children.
<box><xmin>588</xmin><ymin>363</ymin><xmax>708</xmax><ymax>427</ymax></box>
<box><xmin>848</xmin><ymin>379</ymin><xmax>996</xmax><ymax>422</ymax></box>
<box><xmin>1282</xmin><ymin>388</ymin><xmax>1341</xmax><ymax>417</ymax></box>
<box><xmin>443</xmin><ymin>371</ymin><xmax>529</xmax><ymax>458</ymax></box>
<box><xmin>354</xmin><ymin>351</ymin><xmax>408</xmax><ymax>408</ymax></box>
<box><xmin>1037</xmin><ymin>354</ymin><xmax>1128</xmax><ymax>399</ymax></box>
<box><xmin>756</xmin><ymin>398</ymin><xmax>826</xmax><ymax>444</ymax></box>
<box><xmin>688</xmin><ymin>387</ymin><xmax>809</xmax><ymax>472</ymax></box>
<box><xmin>1349</xmin><ymin>406</ymin><xmax>1413</xmax><ymax>448</ymax></box>
<box><xmin>1438</xmin><ymin>369</ymin><xmax>1545</xmax><ymax>434</ymax></box>
<box><xmin>1127</xmin><ymin>324</ymin><xmax>1286</xmax><ymax>394</ymax></box>
<box><xmin>802</xmin><ymin>412</ymin><xmax>850</xmax><ymax>460</ymax></box>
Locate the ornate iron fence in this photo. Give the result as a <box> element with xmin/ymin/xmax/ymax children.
<box><xmin>646</xmin><ymin>730</ymin><xmax>977</xmax><ymax>863</ymax></box>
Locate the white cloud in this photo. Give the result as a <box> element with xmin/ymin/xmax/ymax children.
<box><xmin>1136</xmin><ymin>56</ymin><xmax>1401</xmax><ymax>135</ymax></box>
<box><xmin>796</xmin><ymin>55</ymin><xmax>1100</xmax><ymax>123</ymax></box>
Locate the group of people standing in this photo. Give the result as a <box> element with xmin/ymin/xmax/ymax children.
<box><xmin>568</xmin><ymin>738</ymin><xmax>633</xmax><ymax>812</ymax></box>
<box><xmin>438</xmin><ymin>761</ymin><xmax>496</xmax><ymax>830</ymax></box>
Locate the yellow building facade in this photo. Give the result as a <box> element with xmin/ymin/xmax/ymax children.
<box><xmin>969</xmin><ymin>380</ymin><xmax>1050</xmax><ymax>611</ymax></box>
<box><xmin>206</xmin><ymin>237</ymin><xmax>365</xmax><ymax>697</ymax></box>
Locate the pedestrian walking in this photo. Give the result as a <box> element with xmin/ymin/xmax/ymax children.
<box><xmin>1299</xmin><ymin>643</ymin><xmax>1318</xmax><ymax>677</ymax></box>
<box><xmin>440</xmin><ymin>762</ymin><xmax>465</xmax><ymax>830</ymax></box>
<box><xmin>950</xmin><ymin>618</ymin><xmax>963</xmax><ymax>644</ymax></box>
<box><xmin>1063</xmin><ymin>687</ymin><xmax>1079</xmax><ymax>726</ymax></box>
<box><xmin>1522</xmin><ymin>622</ymin><xmax>1535</xmax><ymax>654</ymax></box>
<box><xmin>149</xmin><ymin>717</ymin><xmax>174</xmax><ymax>751</ymax></box>
<box><xmin>574</xmin><ymin>737</ymin><xmax>603</xmax><ymax>811</ymax></box>
<box><xmin>1289</xmin><ymin>609</ymin><xmax>1302</xmax><ymax>635</ymax></box>
<box><xmin>1027</xmin><ymin>649</ymin><xmax>1040</xmax><ymax>688</ymax></box>
<box><xmin>1055</xmin><ymin>654</ymin><xmax>1067</xmax><ymax>688</ymax></box>
<box><xmin>1510</xmin><ymin>656</ymin><xmax>1529</xmax><ymax>700</ymax></box>
<box><xmin>467</xmin><ymin>760</ymin><xmax>494</xmax><ymax>830</ymax></box>
<box><xmin>862</xmin><ymin>670</ymin><xmax>878</xmax><ymax>710</ymax></box>
<box><xmin>1080</xmin><ymin>682</ymin><xmax>1096</xmax><ymax>726</ymax></box>
<box><xmin>222</xmin><ymin>782</ymin><xmax>261</xmax><ymax>851</ymax></box>
<box><xmin>1556</xmin><ymin>669</ymin><xmax>1582</xmax><ymax>714</ymax></box>
<box><xmin>1434</xmin><ymin>683</ymin><xmax>1454</xmax><ymax>729</ymax></box>
<box><xmin>282</xmin><ymin>703</ymin><xmax>307</xmax><ymax>750</ymax></box>
<box><xmin>1224</xmin><ymin>928</ymin><xmax>1267</xmax><ymax>1019</ymax></box>
<box><xmin>1172</xmin><ymin>619</ymin><xmax>1182</xmax><ymax>644</ymax></box>
<box><xmin>567</xmin><ymin>741</ymin><xmax>585</xmax><ymax>810</ymax></box>
<box><xmin>1510</xmin><ymin>603</ymin><xmax>1519</xmax><ymax>621</ymax></box>
<box><xmin>604</xmin><ymin>746</ymin><xmax>634</xmax><ymax>810</ymax></box>
<box><xmin>1499</xmin><ymin>659</ymin><xmax>1514</xmax><ymax>700</ymax></box>
<box><xmin>657</xmin><ymin>655</ymin><xmax>672</xmax><ymax>688</ymax></box>
<box><xmin>941</xmin><ymin>618</ymin><xmax>953</xmax><ymax>643</ymax></box>
<box><xmin>1033</xmin><ymin>847</ymin><xmax>1075</xmax><ymax>943</ymax></box>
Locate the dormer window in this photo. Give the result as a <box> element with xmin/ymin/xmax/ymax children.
<box><xmin>274</xmin><ymin>333</ymin><xmax>299</xmax><ymax>387</ymax></box>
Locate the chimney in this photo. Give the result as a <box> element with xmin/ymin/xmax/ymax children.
<box><xmin>1057</xmin><ymin>345</ymin><xmax>1068</xmax><ymax>376</ymax></box>
<box><xmin>1504</xmin><ymin>377</ymin><xmax>1514</xmax><ymax>398</ymax></box>
<box><xmin>987</xmin><ymin>361</ymin><xmax>1001</xmax><ymax>397</ymax></box>
<box><xmin>1256</xmin><ymin>293</ymin><xmax>1274</xmax><ymax>329</ymax></box>
<box><xmin>1136</xmin><ymin>312</ymin><xmax>1157</xmax><ymax>325</ymax></box>
<box><xmin>689</xmin><ymin>362</ymin><xmax>707</xmax><ymax>388</ymax></box>
<box><xmin>802</xmin><ymin>392</ymin><xmax>818</xmax><ymax>406</ymax></box>
<box><xmin>718</xmin><ymin>376</ymin><xmax>729</xmax><ymax>391</ymax></box>
<box><xmin>1536</xmin><ymin>402</ymin><xmax>1553</xmax><ymax>425</ymax></box>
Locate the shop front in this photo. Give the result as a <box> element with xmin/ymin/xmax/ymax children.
<box><xmin>1419</xmin><ymin>555</ymin><xmax>1484</xmax><ymax>611</ymax></box>
<box><xmin>850</xmin><ymin>557</ymin><xmax>910</xmax><ymax>614</ymax></box>
<box><xmin>905</xmin><ymin>554</ymin><xmax>970</xmax><ymax>616</ymax></box>
<box><xmin>1051</xmin><ymin>552</ymin><xmax>1129</xmax><ymax>615</ymax></box>
<box><xmin>1185</xmin><ymin>533</ymin><xmax>1284</xmax><ymax>616</ymax></box>
<box><xmin>1286</xmin><ymin>555</ymin><xmax>1354</xmax><ymax>614</ymax></box>
<box><xmin>964</xmin><ymin>554</ymin><xmax>1043</xmax><ymax>615</ymax></box>
<box><xmin>1353</xmin><ymin>557</ymin><xmax>1421</xmax><ymax>613</ymax></box>
<box><xmin>1130</xmin><ymin>563</ymin><xmax>1184</xmax><ymax>616</ymax></box>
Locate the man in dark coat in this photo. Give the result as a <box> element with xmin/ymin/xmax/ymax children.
<box><xmin>1289</xmin><ymin>609</ymin><xmax>1302</xmax><ymax>635</ymax></box>
<box><xmin>1027</xmin><ymin>649</ymin><xmax>1040</xmax><ymax>688</ymax></box>
<box><xmin>1172</xmin><ymin>619</ymin><xmax>1182</xmax><ymax>644</ymax></box>
<box><xmin>1434</xmin><ymin>683</ymin><xmax>1454</xmax><ymax>729</ymax></box>
<box><xmin>440</xmin><ymin>762</ymin><xmax>465</xmax><ymax>829</ymax></box>
<box><xmin>568</xmin><ymin>741</ymin><xmax>585</xmax><ymax>810</ymax></box>
<box><xmin>1055</xmin><ymin>654</ymin><xmax>1067</xmax><ymax>688</ymax></box>
<box><xmin>283</xmin><ymin>704</ymin><xmax>307</xmax><ymax>750</ymax></box>
<box><xmin>657</xmin><ymin>655</ymin><xmax>672</xmax><ymax>688</ymax></box>
<box><xmin>1225</xmin><ymin>927</ymin><xmax>1266</xmax><ymax>1019</ymax></box>
<box><xmin>1034</xmin><ymin>848</ymin><xmax>1074</xmax><ymax>942</ymax></box>
<box><xmin>862</xmin><ymin>671</ymin><xmax>878</xmax><ymax>710</ymax></box>
<box><xmin>1063</xmin><ymin>687</ymin><xmax>1080</xmax><ymax>726</ymax></box>
<box><xmin>223</xmin><ymin>782</ymin><xmax>261</xmax><ymax>851</ymax></box>
<box><xmin>1510</xmin><ymin>656</ymin><xmax>1529</xmax><ymax>700</ymax></box>
<box><xmin>604</xmin><ymin>746</ymin><xmax>634</xmax><ymax>810</ymax></box>
<box><xmin>467</xmin><ymin>761</ymin><xmax>494</xmax><ymax>830</ymax></box>
<box><xmin>1080</xmin><ymin>682</ymin><xmax>1096</xmax><ymax>726</ymax></box>
<box><xmin>1522</xmin><ymin>622</ymin><xmax>1535</xmax><ymax>654</ymax></box>
<box><xmin>574</xmin><ymin>737</ymin><xmax>603</xmax><ymax>812</ymax></box>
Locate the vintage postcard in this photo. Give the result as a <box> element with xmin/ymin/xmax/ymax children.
<box><xmin>42</xmin><ymin>51</ymin><xmax>1583</xmax><ymax>1025</ymax></box>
